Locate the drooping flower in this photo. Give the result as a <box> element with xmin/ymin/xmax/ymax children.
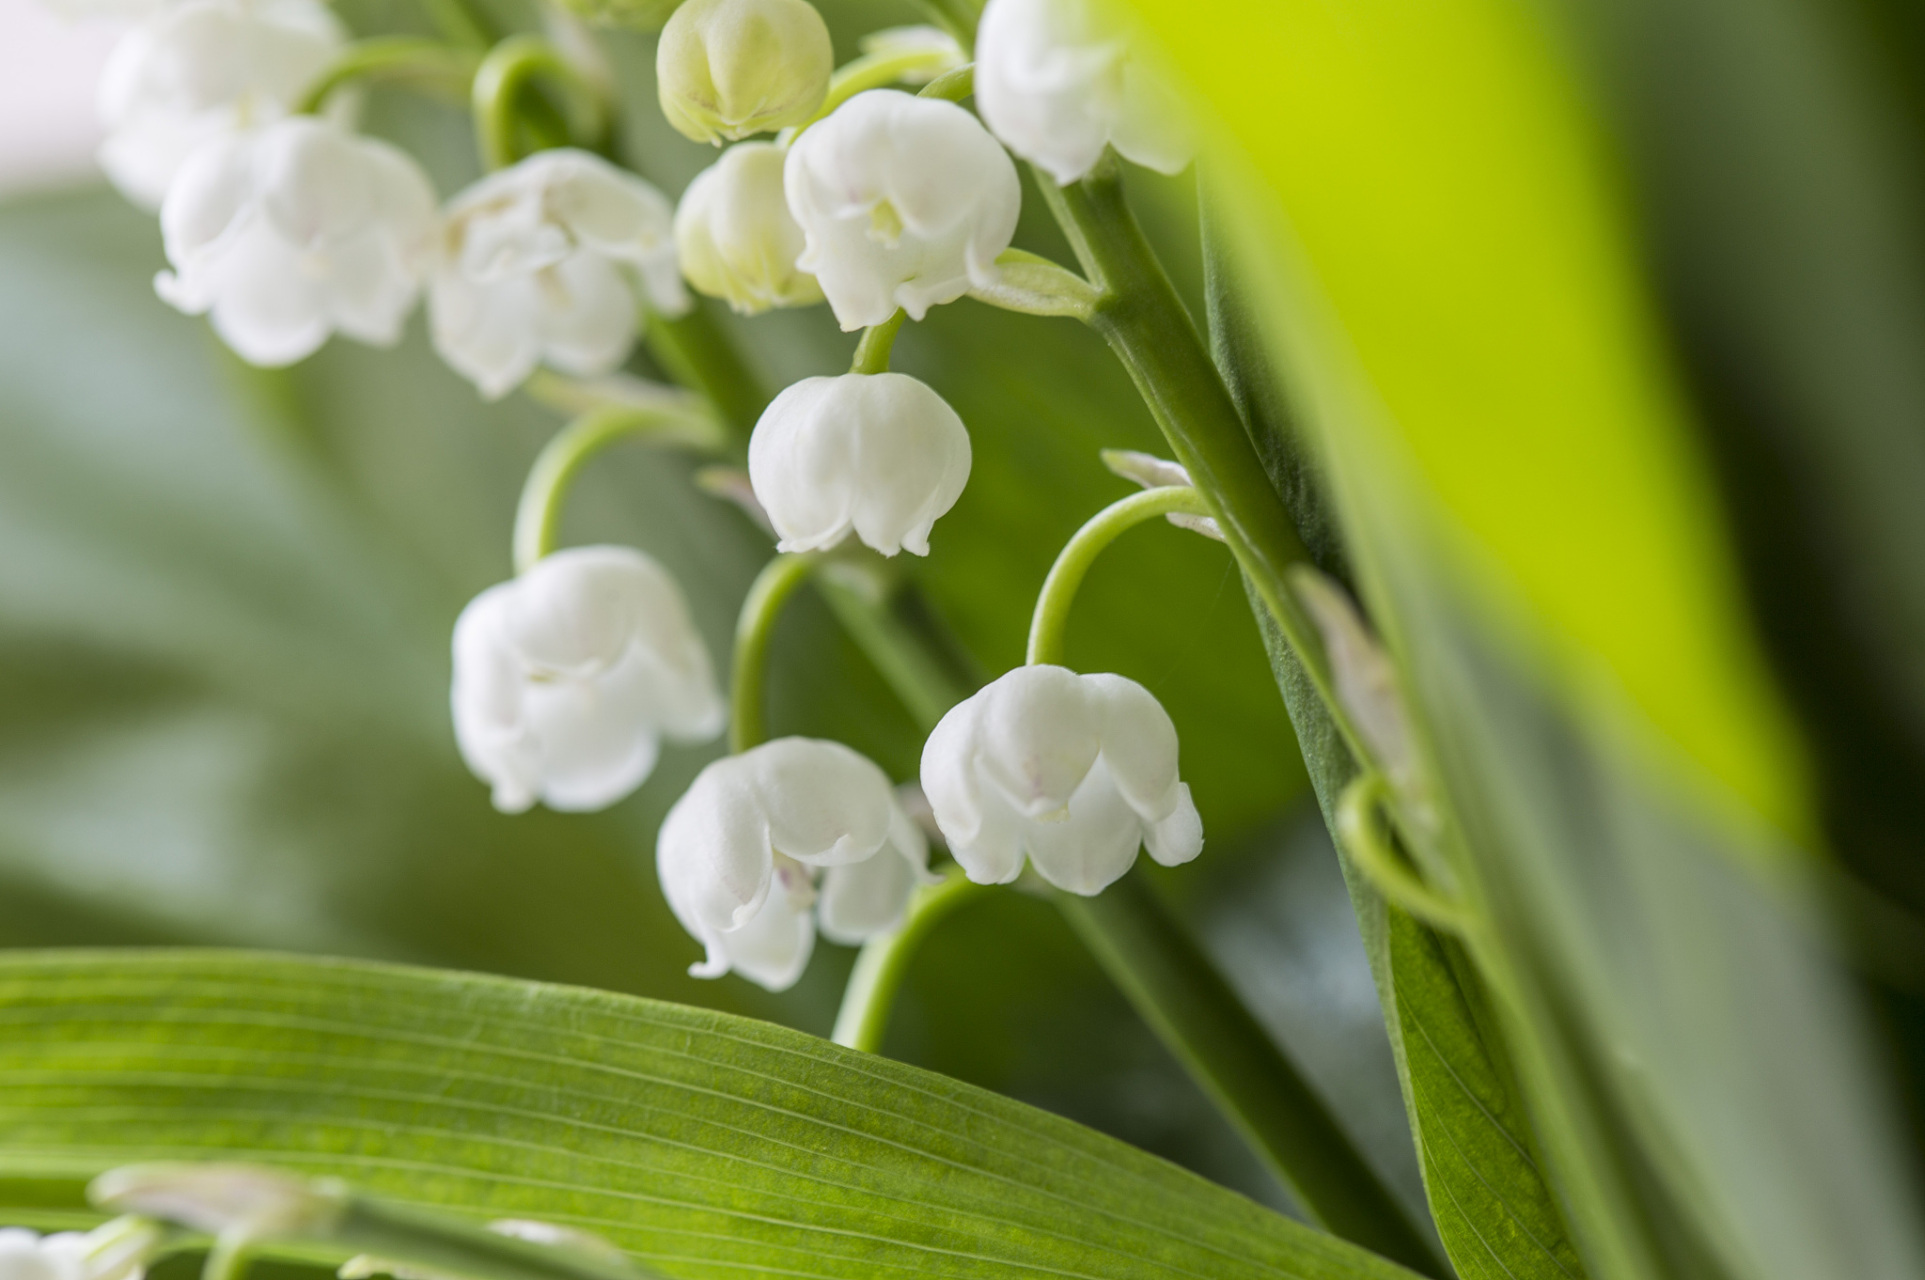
<box><xmin>655</xmin><ymin>0</ymin><xmax>832</xmax><ymax>145</ymax></box>
<box><xmin>920</xmin><ymin>664</ymin><xmax>1202</xmax><ymax>894</ymax></box>
<box><xmin>784</xmin><ymin>89</ymin><xmax>1021</xmax><ymax>331</ymax></box>
<box><xmin>154</xmin><ymin>115</ymin><xmax>437</xmax><ymax>366</ymax></box>
<box><xmin>974</xmin><ymin>0</ymin><xmax>1194</xmax><ymax>187</ymax></box>
<box><xmin>451</xmin><ymin>545</ymin><xmax>725</xmax><ymax>814</ymax></box>
<box><xmin>674</xmin><ymin>141</ymin><xmax>822</xmax><ymax>313</ymax></box>
<box><xmin>747</xmin><ymin>372</ymin><xmax>971</xmax><ymax>556</ymax></box>
<box><xmin>658</xmin><ymin>737</ymin><xmax>930</xmax><ymax>990</ymax></box>
<box><xmin>96</xmin><ymin>0</ymin><xmax>346</xmax><ymax>210</ymax></box>
<box><xmin>430</xmin><ymin>149</ymin><xmax>689</xmax><ymax>400</ymax></box>
<box><xmin>0</xmin><ymin>1219</ymin><xmax>162</xmax><ymax>1280</ymax></box>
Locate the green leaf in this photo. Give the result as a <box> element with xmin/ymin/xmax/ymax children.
<box><xmin>0</xmin><ymin>950</ymin><xmax>1415</xmax><ymax>1280</ymax></box>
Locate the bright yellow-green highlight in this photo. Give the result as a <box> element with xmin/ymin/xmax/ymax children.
<box><xmin>1128</xmin><ymin>0</ymin><xmax>1807</xmax><ymax>835</ymax></box>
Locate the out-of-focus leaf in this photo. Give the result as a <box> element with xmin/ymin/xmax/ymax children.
<box><xmin>1130</xmin><ymin>0</ymin><xmax>1925</xmax><ymax>1278</ymax></box>
<box><xmin>0</xmin><ymin>950</ymin><xmax>1420</xmax><ymax>1280</ymax></box>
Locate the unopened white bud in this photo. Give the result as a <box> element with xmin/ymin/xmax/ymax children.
<box><xmin>431</xmin><ymin>150</ymin><xmax>688</xmax><ymax>400</ymax></box>
<box><xmin>748</xmin><ymin>372</ymin><xmax>971</xmax><ymax>557</ymax></box>
<box><xmin>97</xmin><ymin>0</ymin><xmax>346</xmax><ymax>210</ymax></box>
<box><xmin>452</xmin><ymin>545</ymin><xmax>725</xmax><ymax>814</ymax></box>
<box><xmin>785</xmin><ymin>89</ymin><xmax>1021</xmax><ymax>331</ymax></box>
<box><xmin>154</xmin><ymin>116</ymin><xmax>438</xmax><ymax>367</ymax></box>
<box><xmin>921</xmin><ymin>665</ymin><xmax>1202</xmax><ymax>894</ymax></box>
<box><xmin>656</xmin><ymin>0</ymin><xmax>832</xmax><ymax>145</ymax></box>
<box><xmin>657</xmin><ymin>737</ymin><xmax>930</xmax><ymax>991</ymax></box>
<box><xmin>674</xmin><ymin>142</ymin><xmax>822</xmax><ymax>314</ymax></box>
<box><xmin>975</xmin><ymin>0</ymin><xmax>1194</xmax><ymax>186</ymax></box>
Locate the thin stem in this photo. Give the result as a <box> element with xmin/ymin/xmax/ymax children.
<box><xmin>295</xmin><ymin>38</ymin><xmax>481</xmax><ymax>114</ymax></box>
<box><xmin>968</xmin><ymin>248</ymin><xmax>1100</xmax><ymax>320</ymax></box>
<box><xmin>1058</xmin><ymin>871</ymin><xmax>1446</xmax><ymax>1276</ymax></box>
<box><xmin>798</xmin><ymin>48</ymin><xmax>964</xmax><ymax>131</ymax></box>
<box><xmin>472</xmin><ymin>35</ymin><xmax>608</xmax><ymax>170</ymax></box>
<box><xmin>416</xmin><ymin>0</ymin><xmax>492</xmax><ymax>50</ymax></box>
<box><xmin>1337</xmin><ymin>773</ymin><xmax>1470</xmax><ymax>935</ymax></box>
<box><xmin>912</xmin><ymin>0</ymin><xmax>979</xmax><ymax>44</ymax></box>
<box><xmin>644</xmin><ymin>307</ymin><xmax>770</xmax><ymax>447</ymax></box>
<box><xmin>1037</xmin><ymin>161</ymin><xmax>1374</xmax><ymax>767</ymax></box>
<box><xmin>199</xmin><ymin>1234</ymin><xmax>251</xmax><ymax>1280</ymax></box>
<box><xmin>512</xmin><ymin>399</ymin><xmax>724</xmax><ymax>575</ymax></box>
<box><xmin>730</xmin><ymin>553</ymin><xmax>819</xmax><ymax>753</ymax></box>
<box><xmin>852</xmin><ymin>310</ymin><xmax>906</xmax><ymax>374</ymax></box>
<box><xmin>1026</xmin><ymin>486</ymin><xmax>1213</xmax><ymax>665</ymax></box>
<box><xmin>832</xmin><ymin>866</ymin><xmax>984</xmax><ymax>1051</ymax></box>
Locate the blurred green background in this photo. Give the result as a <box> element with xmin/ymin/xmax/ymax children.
<box><xmin>0</xmin><ymin>0</ymin><xmax>1423</xmax><ymax>1229</ymax></box>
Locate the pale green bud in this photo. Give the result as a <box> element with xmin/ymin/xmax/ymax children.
<box><xmin>656</xmin><ymin>0</ymin><xmax>833</xmax><ymax>144</ymax></box>
<box><xmin>675</xmin><ymin>142</ymin><xmax>823</xmax><ymax>313</ymax></box>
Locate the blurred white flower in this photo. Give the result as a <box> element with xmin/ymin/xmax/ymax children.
<box><xmin>97</xmin><ymin>0</ymin><xmax>346</xmax><ymax>210</ymax></box>
<box><xmin>153</xmin><ymin>115</ymin><xmax>437</xmax><ymax>366</ymax></box>
<box><xmin>0</xmin><ymin>1230</ymin><xmax>89</xmax><ymax>1280</ymax></box>
<box><xmin>658</xmin><ymin>737</ymin><xmax>930</xmax><ymax>990</ymax></box>
<box><xmin>921</xmin><ymin>664</ymin><xmax>1202</xmax><ymax>894</ymax></box>
<box><xmin>974</xmin><ymin>0</ymin><xmax>1193</xmax><ymax>186</ymax></box>
<box><xmin>431</xmin><ymin>149</ymin><xmax>689</xmax><ymax>400</ymax></box>
<box><xmin>784</xmin><ymin>89</ymin><xmax>1020</xmax><ymax>330</ymax></box>
<box><xmin>655</xmin><ymin>0</ymin><xmax>832</xmax><ymax>145</ymax></box>
<box><xmin>674</xmin><ymin>141</ymin><xmax>822</xmax><ymax>314</ymax></box>
<box><xmin>747</xmin><ymin>372</ymin><xmax>971</xmax><ymax>557</ymax></box>
<box><xmin>451</xmin><ymin>545</ymin><xmax>725</xmax><ymax>815</ymax></box>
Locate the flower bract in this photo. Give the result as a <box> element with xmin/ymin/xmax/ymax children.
<box><xmin>430</xmin><ymin>149</ymin><xmax>688</xmax><ymax>400</ymax></box>
<box><xmin>657</xmin><ymin>737</ymin><xmax>930</xmax><ymax>991</ymax></box>
<box><xmin>920</xmin><ymin>664</ymin><xmax>1202</xmax><ymax>894</ymax></box>
<box><xmin>451</xmin><ymin>545</ymin><xmax>725</xmax><ymax>815</ymax></box>
<box><xmin>96</xmin><ymin>0</ymin><xmax>347</xmax><ymax>210</ymax></box>
<box><xmin>674</xmin><ymin>141</ymin><xmax>823</xmax><ymax>313</ymax></box>
<box><xmin>784</xmin><ymin>89</ymin><xmax>1021</xmax><ymax>331</ymax></box>
<box><xmin>974</xmin><ymin>0</ymin><xmax>1194</xmax><ymax>186</ymax></box>
<box><xmin>153</xmin><ymin>115</ymin><xmax>437</xmax><ymax>366</ymax></box>
<box><xmin>655</xmin><ymin>0</ymin><xmax>833</xmax><ymax>144</ymax></box>
<box><xmin>747</xmin><ymin>371</ymin><xmax>972</xmax><ymax>556</ymax></box>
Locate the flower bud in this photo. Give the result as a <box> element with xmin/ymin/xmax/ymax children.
<box><xmin>431</xmin><ymin>150</ymin><xmax>688</xmax><ymax>400</ymax></box>
<box><xmin>656</xmin><ymin>0</ymin><xmax>833</xmax><ymax>145</ymax></box>
<box><xmin>920</xmin><ymin>665</ymin><xmax>1202</xmax><ymax>894</ymax></box>
<box><xmin>658</xmin><ymin>737</ymin><xmax>930</xmax><ymax>990</ymax></box>
<box><xmin>674</xmin><ymin>142</ymin><xmax>822</xmax><ymax>314</ymax></box>
<box><xmin>785</xmin><ymin>89</ymin><xmax>1021</xmax><ymax>330</ymax></box>
<box><xmin>97</xmin><ymin>0</ymin><xmax>346</xmax><ymax>210</ymax></box>
<box><xmin>975</xmin><ymin>0</ymin><xmax>1194</xmax><ymax>186</ymax></box>
<box><xmin>748</xmin><ymin>372</ymin><xmax>971</xmax><ymax>557</ymax></box>
<box><xmin>451</xmin><ymin>545</ymin><xmax>725</xmax><ymax>814</ymax></box>
<box><xmin>154</xmin><ymin>116</ymin><xmax>437</xmax><ymax>367</ymax></box>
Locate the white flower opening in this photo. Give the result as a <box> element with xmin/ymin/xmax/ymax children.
<box><xmin>920</xmin><ymin>664</ymin><xmax>1203</xmax><ymax>894</ymax></box>
<box><xmin>974</xmin><ymin>0</ymin><xmax>1194</xmax><ymax>187</ymax></box>
<box><xmin>784</xmin><ymin>89</ymin><xmax>1021</xmax><ymax>331</ymax></box>
<box><xmin>747</xmin><ymin>372</ymin><xmax>972</xmax><ymax>557</ymax></box>
<box><xmin>451</xmin><ymin>545</ymin><xmax>725</xmax><ymax>815</ymax></box>
<box><xmin>431</xmin><ymin>150</ymin><xmax>689</xmax><ymax>400</ymax></box>
<box><xmin>674</xmin><ymin>141</ymin><xmax>823</xmax><ymax>314</ymax></box>
<box><xmin>658</xmin><ymin>737</ymin><xmax>931</xmax><ymax>991</ymax></box>
<box><xmin>154</xmin><ymin>115</ymin><xmax>438</xmax><ymax>366</ymax></box>
<box><xmin>97</xmin><ymin>0</ymin><xmax>347</xmax><ymax>210</ymax></box>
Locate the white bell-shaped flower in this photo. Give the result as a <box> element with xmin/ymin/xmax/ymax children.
<box><xmin>784</xmin><ymin>89</ymin><xmax>1021</xmax><ymax>331</ymax></box>
<box><xmin>747</xmin><ymin>372</ymin><xmax>971</xmax><ymax>557</ymax></box>
<box><xmin>974</xmin><ymin>0</ymin><xmax>1194</xmax><ymax>187</ymax></box>
<box><xmin>154</xmin><ymin>115</ymin><xmax>437</xmax><ymax>366</ymax></box>
<box><xmin>658</xmin><ymin>737</ymin><xmax>930</xmax><ymax>991</ymax></box>
<box><xmin>655</xmin><ymin>0</ymin><xmax>833</xmax><ymax>145</ymax></box>
<box><xmin>674</xmin><ymin>141</ymin><xmax>822</xmax><ymax>314</ymax></box>
<box><xmin>0</xmin><ymin>1231</ymin><xmax>87</xmax><ymax>1280</ymax></box>
<box><xmin>431</xmin><ymin>149</ymin><xmax>689</xmax><ymax>400</ymax></box>
<box><xmin>921</xmin><ymin>664</ymin><xmax>1202</xmax><ymax>894</ymax></box>
<box><xmin>451</xmin><ymin>545</ymin><xmax>725</xmax><ymax>815</ymax></box>
<box><xmin>96</xmin><ymin>0</ymin><xmax>347</xmax><ymax>210</ymax></box>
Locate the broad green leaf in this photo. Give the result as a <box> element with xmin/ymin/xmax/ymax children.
<box><xmin>1131</xmin><ymin>1</ymin><xmax>1925</xmax><ymax>1278</ymax></box>
<box><xmin>0</xmin><ymin>950</ymin><xmax>1416</xmax><ymax>1280</ymax></box>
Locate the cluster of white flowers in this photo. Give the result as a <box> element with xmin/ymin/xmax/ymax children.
<box><xmin>76</xmin><ymin>0</ymin><xmax>1204</xmax><ymax>991</ymax></box>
